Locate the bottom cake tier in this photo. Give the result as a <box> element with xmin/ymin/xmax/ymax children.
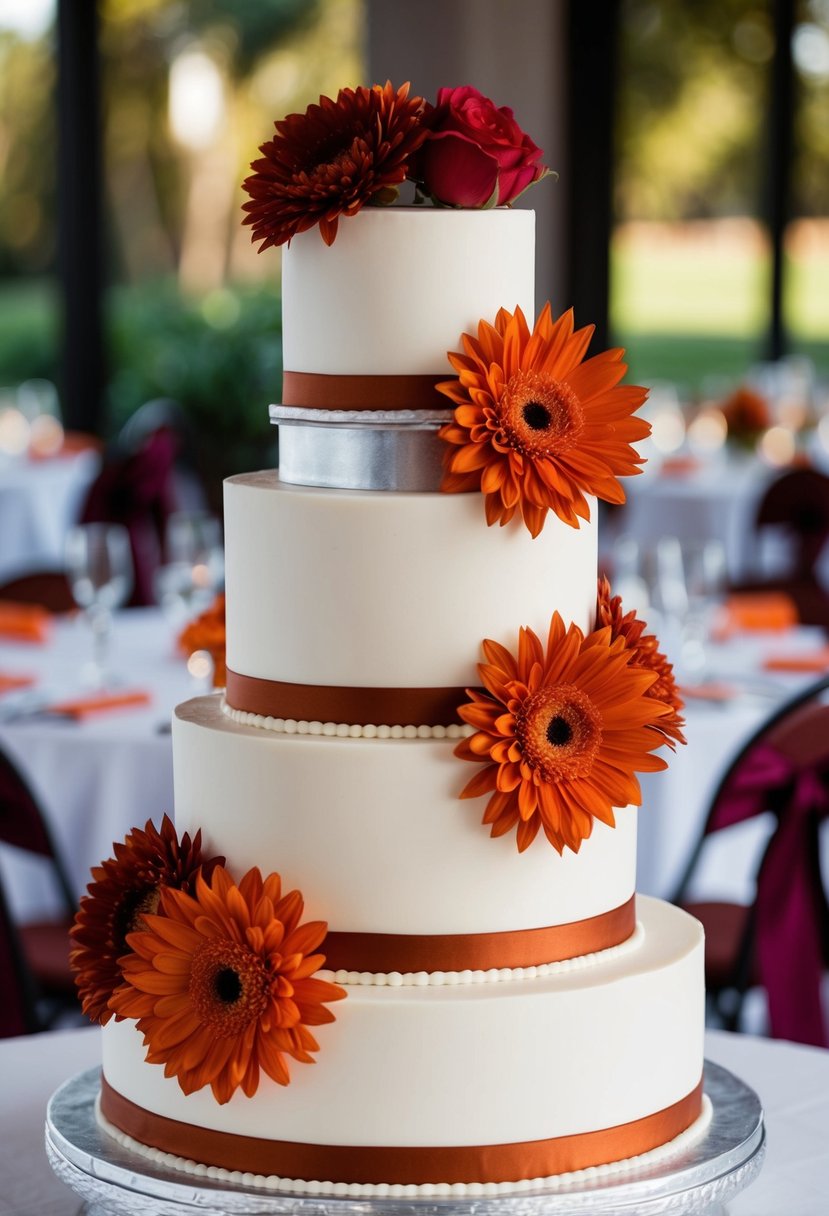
<box><xmin>99</xmin><ymin>897</ymin><xmax>705</xmax><ymax>1191</ymax></box>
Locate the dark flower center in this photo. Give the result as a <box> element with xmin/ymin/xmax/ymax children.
<box><xmin>214</xmin><ymin>967</ymin><xmax>242</xmax><ymax>1004</ymax></box>
<box><xmin>498</xmin><ymin>371</ymin><xmax>585</xmax><ymax>458</ymax></box>
<box><xmin>546</xmin><ymin>715</ymin><xmax>573</xmax><ymax>746</ymax></box>
<box><xmin>113</xmin><ymin>884</ymin><xmax>161</xmax><ymax>949</ymax></box>
<box><xmin>190</xmin><ymin>940</ymin><xmax>269</xmax><ymax>1037</ymax></box>
<box><xmin>523</xmin><ymin>401</ymin><xmax>551</xmax><ymax>431</ymax></box>
<box><xmin>515</xmin><ymin>683</ymin><xmax>603</xmax><ymax>782</ymax></box>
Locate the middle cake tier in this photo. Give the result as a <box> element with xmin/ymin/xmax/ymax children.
<box><xmin>173</xmin><ymin>697</ymin><xmax>637</xmax><ymax>972</ymax></box>
<box><xmin>223</xmin><ymin>472</ymin><xmax>598</xmax><ymax>726</ymax></box>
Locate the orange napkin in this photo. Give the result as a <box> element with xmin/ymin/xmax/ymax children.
<box><xmin>0</xmin><ymin>602</ymin><xmax>52</xmax><ymax>643</ymax></box>
<box><xmin>47</xmin><ymin>690</ymin><xmax>152</xmax><ymax>720</ymax></box>
<box><xmin>0</xmin><ymin>672</ymin><xmax>36</xmax><ymax>695</ymax></box>
<box><xmin>712</xmin><ymin>592</ymin><xmax>798</xmax><ymax>640</ymax></box>
<box><xmin>659</xmin><ymin>454</ymin><xmax>700</xmax><ymax>478</ymax></box>
<box><xmin>762</xmin><ymin>647</ymin><xmax>829</xmax><ymax>674</ymax></box>
<box><xmin>680</xmin><ymin>681</ymin><xmax>737</xmax><ymax>702</ymax></box>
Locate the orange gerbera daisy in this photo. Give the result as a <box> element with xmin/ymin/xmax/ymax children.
<box><xmin>242</xmin><ymin>81</ymin><xmax>427</xmax><ymax>249</ymax></box>
<box><xmin>455</xmin><ymin>613</ymin><xmax>671</xmax><ymax>854</ymax></box>
<box><xmin>110</xmin><ymin>866</ymin><xmax>346</xmax><ymax>1103</ymax></box>
<box><xmin>596</xmin><ymin>576</ymin><xmax>687</xmax><ymax>748</ymax></box>
<box><xmin>70</xmin><ymin>816</ymin><xmax>223</xmax><ymax>1025</ymax></box>
<box><xmin>438</xmin><ymin>304</ymin><xmax>650</xmax><ymax>537</ymax></box>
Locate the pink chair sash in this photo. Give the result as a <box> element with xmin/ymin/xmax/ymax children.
<box><xmin>711</xmin><ymin>743</ymin><xmax>829</xmax><ymax>1045</ymax></box>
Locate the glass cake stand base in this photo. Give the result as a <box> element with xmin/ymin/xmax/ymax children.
<box><xmin>45</xmin><ymin>1061</ymin><xmax>764</xmax><ymax>1216</ymax></box>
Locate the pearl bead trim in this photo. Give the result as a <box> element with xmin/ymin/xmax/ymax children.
<box><xmin>96</xmin><ymin>1095</ymin><xmax>712</xmax><ymax>1197</ymax></box>
<box><xmin>220</xmin><ymin>698</ymin><xmax>474</xmax><ymax>739</ymax></box>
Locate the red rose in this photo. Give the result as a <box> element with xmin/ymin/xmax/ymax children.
<box><xmin>417</xmin><ymin>86</ymin><xmax>548</xmax><ymax>208</ymax></box>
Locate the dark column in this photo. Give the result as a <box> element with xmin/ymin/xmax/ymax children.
<box><xmin>766</xmin><ymin>0</ymin><xmax>796</xmax><ymax>361</ymax></box>
<box><xmin>564</xmin><ymin>0</ymin><xmax>620</xmax><ymax>350</ymax></box>
<box><xmin>57</xmin><ymin>0</ymin><xmax>104</xmax><ymax>433</ymax></box>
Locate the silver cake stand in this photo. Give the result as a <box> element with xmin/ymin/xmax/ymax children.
<box><xmin>45</xmin><ymin>1062</ymin><xmax>764</xmax><ymax>1216</ymax></box>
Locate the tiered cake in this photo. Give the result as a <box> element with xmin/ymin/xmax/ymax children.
<box><xmin>72</xmin><ymin>83</ymin><xmax>707</xmax><ymax>1195</ymax></box>
<box><xmin>94</xmin><ymin>204</ymin><xmax>706</xmax><ymax>1192</ymax></box>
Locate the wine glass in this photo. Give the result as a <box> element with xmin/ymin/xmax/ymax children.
<box><xmin>680</xmin><ymin>538</ymin><xmax>727</xmax><ymax>676</ymax></box>
<box><xmin>154</xmin><ymin>511</ymin><xmax>223</xmax><ymax>627</ymax></box>
<box><xmin>65</xmin><ymin>524</ymin><xmax>134</xmax><ymax>687</ymax></box>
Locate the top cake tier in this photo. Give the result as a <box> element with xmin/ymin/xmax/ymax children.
<box><xmin>281</xmin><ymin>207</ymin><xmax>535</xmax><ymax>386</ymax></box>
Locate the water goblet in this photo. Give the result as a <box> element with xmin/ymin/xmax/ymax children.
<box><xmin>65</xmin><ymin>523</ymin><xmax>133</xmax><ymax>687</ymax></box>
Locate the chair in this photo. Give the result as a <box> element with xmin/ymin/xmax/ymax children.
<box><xmin>732</xmin><ymin>467</ymin><xmax>829</xmax><ymax>628</ymax></box>
<box><xmin>0</xmin><ymin>571</ymin><xmax>75</xmax><ymax>613</ymax></box>
<box><xmin>673</xmin><ymin>674</ymin><xmax>829</xmax><ymax>1046</ymax></box>
<box><xmin>0</xmin><ymin>878</ymin><xmax>40</xmax><ymax>1037</ymax></box>
<box><xmin>80</xmin><ymin>425</ymin><xmax>179</xmax><ymax>606</ymax></box>
<box><xmin>0</xmin><ymin>747</ymin><xmax>79</xmax><ymax>1028</ymax></box>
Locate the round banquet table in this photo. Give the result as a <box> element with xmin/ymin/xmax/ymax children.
<box><xmin>0</xmin><ymin>609</ymin><xmax>824</xmax><ymax>929</ymax></box>
<box><xmin>0</xmin><ymin>1025</ymin><xmax>826</xmax><ymax>1215</ymax></box>
<box><xmin>0</xmin><ymin>608</ymin><xmax>196</xmax><ymax>923</ymax></box>
<box><xmin>0</xmin><ymin>448</ymin><xmax>101</xmax><ymax>583</ymax></box>
<box><xmin>620</xmin><ymin>455</ymin><xmax>770</xmax><ymax>580</ymax></box>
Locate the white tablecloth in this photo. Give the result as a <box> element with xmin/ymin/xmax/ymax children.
<box><xmin>0</xmin><ymin>608</ymin><xmax>197</xmax><ymax>921</ymax></box>
<box><xmin>0</xmin><ymin>610</ymin><xmax>822</xmax><ymax>925</ymax></box>
<box><xmin>0</xmin><ymin>450</ymin><xmax>101</xmax><ymax>582</ymax></box>
<box><xmin>637</xmin><ymin>629</ymin><xmax>827</xmax><ymax>905</ymax></box>
<box><xmin>0</xmin><ymin>1025</ymin><xmax>825</xmax><ymax>1215</ymax></box>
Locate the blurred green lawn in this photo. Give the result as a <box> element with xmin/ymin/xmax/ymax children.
<box><xmin>1</xmin><ymin>223</ymin><xmax>827</xmax><ymax>422</ymax></box>
<box><xmin>611</xmin><ymin>223</ymin><xmax>829</xmax><ymax>389</ymax></box>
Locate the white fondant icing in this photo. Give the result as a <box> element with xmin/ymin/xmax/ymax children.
<box><xmin>281</xmin><ymin>207</ymin><xmax>535</xmax><ymax>376</ymax></box>
<box><xmin>173</xmin><ymin>695</ymin><xmax>638</xmax><ymax>937</ymax></box>
<box><xmin>96</xmin><ymin>1095</ymin><xmax>713</xmax><ymax>1197</ymax></box>
<box><xmin>223</xmin><ymin>474</ymin><xmax>599</xmax><ymax>690</ymax></box>
<box><xmin>101</xmin><ymin>899</ymin><xmax>704</xmax><ymax>1150</ymax></box>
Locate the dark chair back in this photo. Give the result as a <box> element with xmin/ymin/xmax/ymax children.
<box><xmin>0</xmin><ymin>750</ymin><xmax>76</xmax><ymax>920</ymax></box>
<box><xmin>0</xmin><ymin>878</ymin><xmax>39</xmax><ymax>1037</ymax></box>
<box><xmin>0</xmin><ymin>749</ymin><xmax>79</xmax><ymax>1026</ymax></box>
<box><xmin>756</xmin><ymin>467</ymin><xmax>829</xmax><ymax>578</ymax></box>
<box><xmin>0</xmin><ymin>572</ymin><xmax>75</xmax><ymax>614</ymax></box>
<box><xmin>80</xmin><ymin>426</ymin><xmax>179</xmax><ymax>606</ymax></box>
<box><xmin>674</xmin><ymin>674</ymin><xmax>829</xmax><ymax>1045</ymax></box>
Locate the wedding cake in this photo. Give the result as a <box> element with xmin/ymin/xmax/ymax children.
<box><xmin>71</xmin><ymin>83</ymin><xmax>707</xmax><ymax>1195</ymax></box>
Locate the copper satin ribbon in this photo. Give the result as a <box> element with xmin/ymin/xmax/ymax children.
<box><xmin>321</xmin><ymin>896</ymin><xmax>636</xmax><ymax>973</ymax></box>
<box><xmin>100</xmin><ymin>1077</ymin><xmax>703</xmax><ymax>1185</ymax></box>
<box><xmin>225</xmin><ymin>668</ymin><xmax>471</xmax><ymax>728</ymax></box>
<box><xmin>282</xmin><ymin>370</ymin><xmax>448</xmax><ymax>412</ymax></box>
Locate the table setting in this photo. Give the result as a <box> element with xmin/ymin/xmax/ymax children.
<box><xmin>0</xmin><ymin>511</ymin><xmax>225</xmax><ymax>925</ymax></box>
<box><xmin>0</xmin><ymin>379</ymin><xmax>103</xmax><ymax>584</ymax></box>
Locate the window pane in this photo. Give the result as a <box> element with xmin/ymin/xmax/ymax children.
<box><xmin>0</xmin><ymin>0</ymin><xmax>58</xmax><ymax>399</ymax></box>
<box><xmin>786</xmin><ymin>0</ymin><xmax>829</xmax><ymax>381</ymax></box>
<box><xmin>100</xmin><ymin>0</ymin><xmax>365</xmax><ymax>502</ymax></box>
<box><xmin>611</xmin><ymin>0</ymin><xmax>773</xmax><ymax>392</ymax></box>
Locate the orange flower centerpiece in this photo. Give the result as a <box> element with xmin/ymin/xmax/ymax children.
<box><xmin>242</xmin><ymin>81</ymin><xmax>428</xmax><ymax>249</ymax></box>
<box><xmin>455</xmin><ymin>613</ymin><xmax>673</xmax><ymax>854</ymax></box>
<box><xmin>438</xmin><ymin>304</ymin><xmax>650</xmax><ymax>536</ymax></box>
<box><xmin>596</xmin><ymin>575</ymin><xmax>687</xmax><ymax>748</ymax></box>
<box><xmin>110</xmin><ymin>866</ymin><xmax>345</xmax><ymax>1102</ymax></box>
<box><xmin>720</xmin><ymin>384</ymin><xmax>772</xmax><ymax>448</ymax></box>
<box><xmin>70</xmin><ymin>816</ymin><xmax>223</xmax><ymax>1024</ymax></box>
<box><xmin>178</xmin><ymin>593</ymin><xmax>226</xmax><ymax>688</ymax></box>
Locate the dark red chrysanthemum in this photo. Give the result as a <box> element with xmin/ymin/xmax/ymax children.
<box><xmin>596</xmin><ymin>576</ymin><xmax>687</xmax><ymax>748</ymax></box>
<box><xmin>69</xmin><ymin>816</ymin><xmax>224</xmax><ymax>1025</ymax></box>
<box><xmin>241</xmin><ymin>81</ymin><xmax>428</xmax><ymax>249</ymax></box>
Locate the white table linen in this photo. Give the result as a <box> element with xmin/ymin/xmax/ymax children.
<box><xmin>0</xmin><ymin>1025</ymin><xmax>826</xmax><ymax>1215</ymax></box>
<box><xmin>0</xmin><ymin>608</ymin><xmax>197</xmax><ymax>921</ymax></box>
<box><xmin>0</xmin><ymin>450</ymin><xmax>100</xmax><ymax>583</ymax></box>
<box><xmin>0</xmin><ymin>609</ymin><xmax>823</xmax><ymax>926</ymax></box>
